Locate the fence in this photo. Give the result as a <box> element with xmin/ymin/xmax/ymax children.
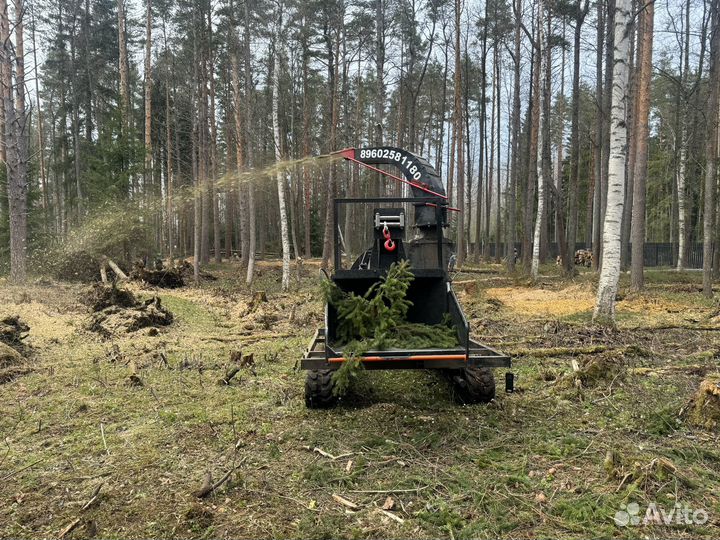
<box><xmin>472</xmin><ymin>242</ymin><xmax>711</xmax><ymax>269</ymax></box>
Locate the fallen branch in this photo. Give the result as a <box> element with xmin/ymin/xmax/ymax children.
<box><xmin>513</xmin><ymin>345</ymin><xmax>609</xmax><ymax>357</ymax></box>
<box><xmin>217</xmin><ymin>367</ymin><xmax>241</xmax><ymax>385</ymax></box>
<box><xmin>202</xmin><ymin>333</ymin><xmax>294</xmax><ymax>344</ymax></box>
<box><xmin>81</xmin><ymin>483</ymin><xmax>104</xmax><ymax>511</ymax></box>
<box><xmin>100</xmin><ymin>423</ymin><xmax>110</xmax><ymax>455</ymax></box>
<box><xmin>1</xmin><ymin>458</ymin><xmax>44</xmax><ymax>481</ymax></box>
<box><xmin>350</xmin><ymin>486</ymin><xmax>429</xmax><ymax>494</ymax></box>
<box><xmin>628</xmin><ymin>324</ymin><xmax>720</xmax><ymax>332</ymax></box>
<box><xmin>57</xmin><ymin>518</ymin><xmax>81</xmax><ymax>539</ymax></box>
<box><xmin>377</xmin><ymin>508</ymin><xmax>405</xmax><ymax>524</ymax></box>
<box><xmin>302</xmin><ymin>446</ymin><xmax>354</xmax><ymax>461</ymax></box>
<box><xmin>194</xmin><ymin>458</ymin><xmax>246</xmax><ymax>499</ymax></box>
<box><xmin>332</xmin><ymin>493</ymin><xmax>359</xmax><ymax>511</ymax></box>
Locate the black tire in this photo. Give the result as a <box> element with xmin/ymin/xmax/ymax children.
<box><xmin>450</xmin><ymin>367</ymin><xmax>496</xmax><ymax>404</ymax></box>
<box><xmin>305</xmin><ymin>370</ymin><xmax>338</xmax><ymax>408</ymax></box>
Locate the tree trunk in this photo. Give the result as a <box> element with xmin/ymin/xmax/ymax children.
<box><xmin>474</xmin><ymin>24</ymin><xmax>487</xmax><ymax>262</ymax></box>
<box><xmin>3</xmin><ymin>0</ymin><xmax>28</xmax><ymax>282</ymax></box>
<box><xmin>598</xmin><ymin>0</ymin><xmax>615</xmax><ymax>271</ymax></box>
<box><xmin>199</xmin><ymin>34</ymin><xmax>211</xmax><ymax>265</ymax></box>
<box><xmin>231</xmin><ymin>46</ymin><xmax>248</xmax><ymax>268</ymax></box>
<box><xmin>374</xmin><ymin>0</ymin><xmax>385</xmax><ymax>192</ymax></box>
<box><xmin>207</xmin><ymin>5</ymin><xmax>220</xmax><ymax>264</ymax></box>
<box><xmin>531</xmin><ymin>1</ymin><xmax>546</xmax><ymax>281</ymax></box>
<box><xmin>486</xmin><ymin>37</ymin><xmax>495</xmax><ymax>262</ymax></box>
<box><xmin>118</xmin><ymin>0</ymin><xmax>130</xmax><ymax>193</ymax></box>
<box><xmin>676</xmin><ymin>0</ymin><xmax>691</xmax><ymax>271</ymax></box>
<box><xmin>321</xmin><ymin>18</ymin><xmax>341</xmax><ymax>270</ymax></box>
<box><xmin>272</xmin><ymin>5</ymin><xmax>291</xmax><ymax>291</ymax></box>
<box><xmin>703</xmin><ymin>0</ymin><xmax>720</xmax><ymax>297</ymax></box>
<box><xmin>506</xmin><ymin>0</ymin><xmax>522</xmax><ymax>272</ymax></box>
<box><xmin>591</xmin><ymin>0</ymin><xmax>604</xmax><ymax>270</ymax></box>
<box><xmin>495</xmin><ymin>45</ymin><xmax>502</xmax><ymax>264</ymax></box>
<box><xmin>192</xmin><ymin>15</ymin><xmax>201</xmax><ymax>283</ymax></box>
<box><xmin>524</xmin><ymin>23</ymin><xmax>540</xmax><ymax>273</ymax></box>
<box><xmin>621</xmin><ymin>0</ymin><xmax>637</xmax><ymax>271</ymax></box>
<box><xmin>454</xmin><ymin>0</ymin><xmax>465</xmax><ymax>266</ymax></box>
<box><xmin>630</xmin><ymin>1</ymin><xmax>653</xmax><ymax>291</ymax></box>
<box><xmin>144</xmin><ymin>0</ymin><xmax>152</xmax><ymax>204</ymax></box>
<box><xmin>164</xmin><ymin>23</ymin><xmax>174</xmax><ymax>262</ymax></box>
<box><xmin>566</xmin><ymin>0</ymin><xmax>588</xmax><ymax>274</ymax></box>
<box><xmin>244</xmin><ymin>1</ymin><xmax>256</xmax><ymax>285</ymax></box>
<box><xmin>594</xmin><ymin>0</ymin><xmax>632</xmax><ymax>322</ymax></box>
<box><xmin>301</xmin><ymin>21</ymin><xmax>312</xmax><ymax>258</ymax></box>
<box><xmin>30</xmin><ymin>6</ymin><xmax>48</xmax><ymax>228</ymax></box>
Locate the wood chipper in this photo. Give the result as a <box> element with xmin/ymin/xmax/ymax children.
<box><xmin>301</xmin><ymin>147</ymin><xmax>512</xmax><ymax>407</ymax></box>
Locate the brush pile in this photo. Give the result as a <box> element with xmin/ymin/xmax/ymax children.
<box><xmin>685</xmin><ymin>376</ymin><xmax>720</xmax><ymax>430</ymax></box>
<box><xmin>130</xmin><ymin>260</ymin><xmax>185</xmax><ymax>288</ymax></box>
<box><xmin>0</xmin><ymin>315</ymin><xmax>31</xmax><ymax>384</ymax></box>
<box><xmin>82</xmin><ymin>283</ymin><xmax>174</xmax><ymax>337</ymax></box>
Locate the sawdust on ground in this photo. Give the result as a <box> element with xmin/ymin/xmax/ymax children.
<box><xmin>486</xmin><ymin>285</ymin><xmax>595</xmax><ymax>317</ymax></box>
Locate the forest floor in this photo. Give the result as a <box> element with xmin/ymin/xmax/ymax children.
<box><xmin>1</xmin><ymin>260</ymin><xmax>719</xmax><ymax>539</ymax></box>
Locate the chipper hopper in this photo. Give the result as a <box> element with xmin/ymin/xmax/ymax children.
<box><xmin>301</xmin><ymin>147</ymin><xmax>512</xmax><ymax>407</ymax></box>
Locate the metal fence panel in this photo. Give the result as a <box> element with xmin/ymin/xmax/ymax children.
<box><xmin>467</xmin><ymin>242</ymin><xmax>709</xmax><ymax>268</ymax></box>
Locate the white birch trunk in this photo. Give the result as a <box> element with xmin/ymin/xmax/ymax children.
<box><xmin>272</xmin><ymin>4</ymin><xmax>290</xmax><ymax>291</ymax></box>
<box><xmin>245</xmin><ymin>186</ymin><xmax>256</xmax><ymax>285</ymax></box>
<box><xmin>676</xmin><ymin>123</ymin><xmax>688</xmax><ymax>270</ymax></box>
<box><xmin>531</xmin><ymin>6</ymin><xmax>545</xmax><ymax>281</ymax></box>
<box><xmin>594</xmin><ymin>0</ymin><xmax>632</xmax><ymax>322</ymax></box>
<box><xmin>243</xmin><ymin>1</ymin><xmax>255</xmax><ymax>286</ymax></box>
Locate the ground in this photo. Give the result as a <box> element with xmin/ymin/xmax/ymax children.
<box><xmin>1</xmin><ymin>261</ymin><xmax>719</xmax><ymax>539</ymax></box>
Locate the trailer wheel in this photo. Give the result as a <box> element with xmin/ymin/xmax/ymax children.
<box><xmin>451</xmin><ymin>367</ymin><xmax>495</xmax><ymax>404</ymax></box>
<box><xmin>305</xmin><ymin>370</ymin><xmax>338</xmax><ymax>408</ymax></box>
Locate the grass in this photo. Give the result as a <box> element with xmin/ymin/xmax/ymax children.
<box><xmin>0</xmin><ymin>261</ymin><xmax>719</xmax><ymax>539</ymax></box>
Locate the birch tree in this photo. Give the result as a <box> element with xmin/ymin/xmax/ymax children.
<box><xmin>675</xmin><ymin>0</ymin><xmax>690</xmax><ymax>271</ymax></box>
<box><xmin>244</xmin><ymin>0</ymin><xmax>256</xmax><ymax>285</ymax></box>
<box><xmin>594</xmin><ymin>0</ymin><xmax>632</xmax><ymax>322</ymax></box>
<box><xmin>272</xmin><ymin>1</ymin><xmax>290</xmax><ymax>291</ymax></box>
<box><xmin>531</xmin><ymin>0</ymin><xmax>545</xmax><ymax>281</ymax></box>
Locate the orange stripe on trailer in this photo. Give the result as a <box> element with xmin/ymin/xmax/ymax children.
<box><xmin>328</xmin><ymin>354</ymin><xmax>468</xmax><ymax>363</ymax></box>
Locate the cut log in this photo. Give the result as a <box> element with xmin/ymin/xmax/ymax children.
<box><xmin>105</xmin><ymin>258</ymin><xmax>128</xmax><ymax>280</ymax></box>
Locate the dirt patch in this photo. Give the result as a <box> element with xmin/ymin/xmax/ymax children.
<box><xmin>0</xmin><ymin>341</ymin><xmax>30</xmax><ymax>384</ymax></box>
<box><xmin>618</xmin><ymin>293</ymin><xmax>696</xmax><ymax>315</ymax></box>
<box><xmin>87</xmin><ymin>295</ymin><xmax>174</xmax><ymax>337</ymax></box>
<box><xmin>0</xmin><ymin>341</ymin><xmax>22</xmax><ymax>368</ymax></box>
<box><xmin>80</xmin><ymin>283</ymin><xmax>138</xmax><ymax>312</ymax></box>
<box><xmin>486</xmin><ymin>285</ymin><xmax>595</xmax><ymax>317</ymax></box>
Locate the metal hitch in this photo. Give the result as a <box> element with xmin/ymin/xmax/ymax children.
<box><xmin>505</xmin><ymin>372</ymin><xmax>515</xmax><ymax>393</ymax></box>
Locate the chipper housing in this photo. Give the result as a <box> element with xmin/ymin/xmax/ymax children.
<box><xmin>301</xmin><ymin>147</ymin><xmax>511</xmax><ymax>407</ymax></box>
